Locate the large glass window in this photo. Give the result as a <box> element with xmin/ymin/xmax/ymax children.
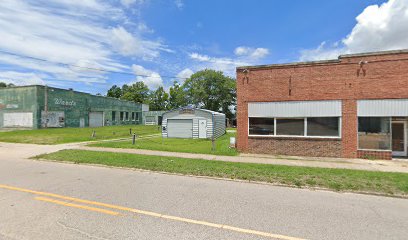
<box><xmin>307</xmin><ymin>117</ymin><xmax>339</xmax><ymax>137</ymax></box>
<box><xmin>249</xmin><ymin>118</ymin><xmax>274</xmax><ymax>135</ymax></box>
<box><xmin>358</xmin><ymin>117</ymin><xmax>391</xmax><ymax>150</ymax></box>
<box><xmin>276</xmin><ymin>119</ymin><xmax>304</xmax><ymax>136</ymax></box>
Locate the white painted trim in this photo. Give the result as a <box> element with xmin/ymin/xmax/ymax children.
<box><xmin>358</xmin><ymin>148</ymin><xmax>392</xmax><ymax>152</ymax></box>
<box><xmin>248</xmin><ymin>116</ymin><xmax>341</xmax><ymax>138</ymax></box>
<box><xmin>248</xmin><ymin>135</ymin><xmax>341</xmax><ymax>139</ymax></box>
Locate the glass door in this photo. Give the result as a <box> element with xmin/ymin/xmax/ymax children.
<box><xmin>392</xmin><ymin>122</ymin><xmax>407</xmax><ymax>156</ymax></box>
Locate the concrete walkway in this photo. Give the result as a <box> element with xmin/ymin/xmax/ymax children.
<box><xmin>1</xmin><ymin>141</ymin><xmax>408</xmax><ymax>173</ymax></box>
<box><xmin>79</xmin><ymin>145</ymin><xmax>408</xmax><ymax>173</ymax></box>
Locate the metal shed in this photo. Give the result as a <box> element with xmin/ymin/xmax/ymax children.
<box><xmin>162</xmin><ymin>107</ymin><xmax>226</xmax><ymax>139</ymax></box>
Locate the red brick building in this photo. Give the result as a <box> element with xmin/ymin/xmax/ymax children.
<box><xmin>236</xmin><ymin>49</ymin><xmax>408</xmax><ymax>160</ymax></box>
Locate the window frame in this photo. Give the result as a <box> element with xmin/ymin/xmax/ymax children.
<box><xmin>357</xmin><ymin>116</ymin><xmax>392</xmax><ymax>151</ymax></box>
<box><xmin>248</xmin><ymin>117</ymin><xmax>341</xmax><ymax>139</ymax></box>
<box><xmin>248</xmin><ymin>117</ymin><xmax>275</xmax><ymax>136</ymax></box>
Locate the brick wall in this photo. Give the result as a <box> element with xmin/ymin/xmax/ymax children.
<box><xmin>357</xmin><ymin>150</ymin><xmax>392</xmax><ymax>160</ymax></box>
<box><xmin>237</xmin><ymin>51</ymin><xmax>408</xmax><ymax>159</ymax></box>
<box><xmin>248</xmin><ymin>137</ymin><xmax>342</xmax><ymax>157</ymax></box>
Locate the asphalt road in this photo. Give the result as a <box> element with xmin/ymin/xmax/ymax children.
<box><xmin>0</xmin><ymin>146</ymin><xmax>407</xmax><ymax>239</ymax></box>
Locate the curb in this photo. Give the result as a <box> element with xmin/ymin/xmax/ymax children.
<box><xmin>30</xmin><ymin>158</ymin><xmax>408</xmax><ymax>200</ymax></box>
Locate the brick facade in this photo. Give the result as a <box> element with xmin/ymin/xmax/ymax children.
<box><xmin>357</xmin><ymin>150</ymin><xmax>392</xmax><ymax>160</ymax></box>
<box><xmin>237</xmin><ymin>50</ymin><xmax>408</xmax><ymax>160</ymax></box>
<box><xmin>248</xmin><ymin>137</ymin><xmax>342</xmax><ymax>157</ymax></box>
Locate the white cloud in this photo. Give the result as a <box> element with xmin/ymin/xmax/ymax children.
<box><xmin>0</xmin><ymin>0</ymin><xmax>168</xmax><ymax>85</ymax></box>
<box><xmin>0</xmin><ymin>71</ymin><xmax>45</xmax><ymax>85</ymax></box>
<box><xmin>234</xmin><ymin>46</ymin><xmax>269</xmax><ymax>59</ymax></box>
<box><xmin>175</xmin><ymin>0</ymin><xmax>184</xmax><ymax>10</ymax></box>
<box><xmin>300</xmin><ymin>0</ymin><xmax>408</xmax><ymax>61</ymax></box>
<box><xmin>176</xmin><ymin>68</ymin><xmax>194</xmax><ymax>83</ymax></box>
<box><xmin>121</xmin><ymin>0</ymin><xmax>145</xmax><ymax>8</ymax></box>
<box><xmin>111</xmin><ymin>26</ymin><xmax>164</xmax><ymax>60</ymax></box>
<box><xmin>132</xmin><ymin>64</ymin><xmax>163</xmax><ymax>89</ymax></box>
<box><xmin>189</xmin><ymin>52</ymin><xmax>250</xmax><ymax>76</ymax></box>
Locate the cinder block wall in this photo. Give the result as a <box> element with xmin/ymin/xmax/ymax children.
<box><xmin>237</xmin><ymin>51</ymin><xmax>408</xmax><ymax>158</ymax></box>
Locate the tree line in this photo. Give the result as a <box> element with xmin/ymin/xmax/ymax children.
<box><xmin>0</xmin><ymin>82</ymin><xmax>15</xmax><ymax>88</ymax></box>
<box><xmin>106</xmin><ymin>69</ymin><xmax>236</xmax><ymax>119</ymax></box>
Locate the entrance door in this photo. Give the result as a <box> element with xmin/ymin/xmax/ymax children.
<box><xmin>89</xmin><ymin>112</ymin><xmax>104</xmax><ymax>127</ymax></box>
<box><xmin>198</xmin><ymin>120</ymin><xmax>207</xmax><ymax>139</ymax></box>
<box><xmin>392</xmin><ymin>122</ymin><xmax>407</xmax><ymax>156</ymax></box>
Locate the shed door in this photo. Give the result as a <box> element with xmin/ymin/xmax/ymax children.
<box><xmin>167</xmin><ymin>119</ymin><xmax>193</xmax><ymax>138</ymax></box>
<box><xmin>3</xmin><ymin>112</ymin><xmax>33</xmax><ymax>127</ymax></box>
<box><xmin>89</xmin><ymin>112</ymin><xmax>104</xmax><ymax>127</ymax></box>
<box><xmin>198</xmin><ymin>120</ymin><xmax>207</xmax><ymax>138</ymax></box>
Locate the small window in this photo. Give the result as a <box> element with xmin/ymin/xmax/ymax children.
<box><xmin>131</xmin><ymin>112</ymin><xmax>135</xmax><ymax>120</ymax></box>
<box><xmin>358</xmin><ymin>117</ymin><xmax>391</xmax><ymax>150</ymax></box>
<box><xmin>307</xmin><ymin>117</ymin><xmax>339</xmax><ymax>137</ymax></box>
<box><xmin>249</xmin><ymin>118</ymin><xmax>274</xmax><ymax>135</ymax></box>
<box><xmin>125</xmin><ymin>112</ymin><xmax>129</xmax><ymax>121</ymax></box>
<box><xmin>276</xmin><ymin>119</ymin><xmax>304</xmax><ymax>136</ymax></box>
<box><xmin>120</xmin><ymin>112</ymin><xmax>124</xmax><ymax>121</ymax></box>
<box><xmin>112</xmin><ymin>111</ymin><xmax>116</xmax><ymax>121</ymax></box>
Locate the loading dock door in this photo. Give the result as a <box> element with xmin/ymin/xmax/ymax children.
<box><xmin>167</xmin><ymin>119</ymin><xmax>193</xmax><ymax>138</ymax></box>
<box><xmin>89</xmin><ymin>112</ymin><xmax>104</xmax><ymax>127</ymax></box>
<box><xmin>3</xmin><ymin>112</ymin><xmax>33</xmax><ymax>128</ymax></box>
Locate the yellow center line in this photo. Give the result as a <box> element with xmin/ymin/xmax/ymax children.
<box><xmin>34</xmin><ymin>196</ymin><xmax>120</xmax><ymax>216</ymax></box>
<box><xmin>0</xmin><ymin>184</ymin><xmax>306</xmax><ymax>240</ymax></box>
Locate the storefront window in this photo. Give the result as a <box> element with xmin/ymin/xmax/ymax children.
<box><xmin>249</xmin><ymin>118</ymin><xmax>274</xmax><ymax>135</ymax></box>
<box><xmin>358</xmin><ymin>117</ymin><xmax>391</xmax><ymax>150</ymax></box>
<box><xmin>276</xmin><ymin>119</ymin><xmax>304</xmax><ymax>136</ymax></box>
<box><xmin>307</xmin><ymin>117</ymin><xmax>339</xmax><ymax>137</ymax></box>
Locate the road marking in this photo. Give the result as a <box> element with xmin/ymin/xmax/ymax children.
<box><xmin>0</xmin><ymin>184</ymin><xmax>306</xmax><ymax>240</ymax></box>
<box><xmin>35</xmin><ymin>197</ymin><xmax>120</xmax><ymax>216</ymax></box>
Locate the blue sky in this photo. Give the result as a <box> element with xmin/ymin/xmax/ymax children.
<box><xmin>1</xmin><ymin>0</ymin><xmax>407</xmax><ymax>95</ymax></box>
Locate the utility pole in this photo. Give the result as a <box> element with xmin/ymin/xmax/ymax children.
<box><xmin>44</xmin><ymin>85</ymin><xmax>48</xmax><ymax>128</ymax></box>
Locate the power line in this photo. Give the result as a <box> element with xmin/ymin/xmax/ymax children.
<box><xmin>0</xmin><ymin>50</ymin><xmax>189</xmax><ymax>80</ymax></box>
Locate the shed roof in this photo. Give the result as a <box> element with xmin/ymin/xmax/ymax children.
<box><xmin>164</xmin><ymin>107</ymin><xmax>225</xmax><ymax>116</ymax></box>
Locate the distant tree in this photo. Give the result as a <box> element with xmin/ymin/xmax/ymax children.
<box><xmin>7</xmin><ymin>83</ymin><xmax>15</xmax><ymax>87</ymax></box>
<box><xmin>149</xmin><ymin>86</ymin><xmax>169</xmax><ymax>111</ymax></box>
<box><xmin>168</xmin><ymin>81</ymin><xmax>187</xmax><ymax>109</ymax></box>
<box><xmin>106</xmin><ymin>85</ymin><xmax>122</xmax><ymax>98</ymax></box>
<box><xmin>0</xmin><ymin>82</ymin><xmax>6</xmax><ymax>88</ymax></box>
<box><xmin>121</xmin><ymin>81</ymin><xmax>150</xmax><ymax>103</ymax></box>
<box><xmin>96</xmin><ymin>93</ymin><xmax>102</xmax><ymax>96</ymax></box>
<box><xmin>182</xmin><ymin>69</ymin><xmax>236</xmax><ymax>119</ymax></box>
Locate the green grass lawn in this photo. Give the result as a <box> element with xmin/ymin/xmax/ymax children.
<box><xmin>34</xmin><ymin>149</ymin><xmax>408</xmax><ymax>196</ymax></box>
<box><xmin>88</xmin><ymin>132</ymin><xmax>238</xmax><ymax>156</ymax></box>
<box><xmin>0</xmin><ymin>125</ymin><xmax>160</xmax><ymax>144</ymax></box>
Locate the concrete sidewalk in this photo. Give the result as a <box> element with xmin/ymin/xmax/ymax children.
<box><xmin>1</xmin><ymin>141</ymin><xmax>407</xmax><ymax>173</ymax></box>
<box><xmin>79</xmin><ymin>145</ymin><xmax>408</xmax><ymax>173</ymax></box>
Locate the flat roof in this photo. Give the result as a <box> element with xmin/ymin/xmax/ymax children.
<box><xmin>0</xmin><ymin>84</ymin><xmax>142</xmax><ymax>105</ymax></box>
<box><xmin>237</xmin><ymin>49</ymin><xmax>408</xmax><ymax>70</ymax></box>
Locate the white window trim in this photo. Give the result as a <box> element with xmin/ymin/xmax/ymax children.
<box><xmin>248</xmin><ymin>117</ymin><xmax>342</xmax><ymax>139</ymax></box>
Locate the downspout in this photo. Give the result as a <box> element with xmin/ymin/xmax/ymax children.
<box><xmin>212</xmin><ymin>112</ymin><xmax>215</xmax><ymax>151</ymax></box>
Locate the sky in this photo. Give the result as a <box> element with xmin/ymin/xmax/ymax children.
<box><xmin>0</xmin><ymin>0</ymin><xmax>407</xmax><ymax>94</ymax></box>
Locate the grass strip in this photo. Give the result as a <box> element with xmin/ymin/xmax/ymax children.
<box><xmin>34</xmin><ymin>149</ymin><xmax>408</xmax><ymax>196</ymax></box>
<box><xmin>88</xmin><ymin>132</ymin><xmax>238</xmax><ymax>156</ymax></box>
<box><xmin>0</xmin><ymin>125</ymin><xmax>160</xmax><ymax>144</ymax></box>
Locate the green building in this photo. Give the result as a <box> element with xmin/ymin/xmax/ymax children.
<box><xmin>0</xmin><ymin>85</ymin><xmax>143</xmax><ymax>129</ymax></box>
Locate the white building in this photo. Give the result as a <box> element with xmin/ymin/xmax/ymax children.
<box><xmin>162</xmin><ymin>107</ymin><xmax>226</xmax><ymax>139</ymax></box>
